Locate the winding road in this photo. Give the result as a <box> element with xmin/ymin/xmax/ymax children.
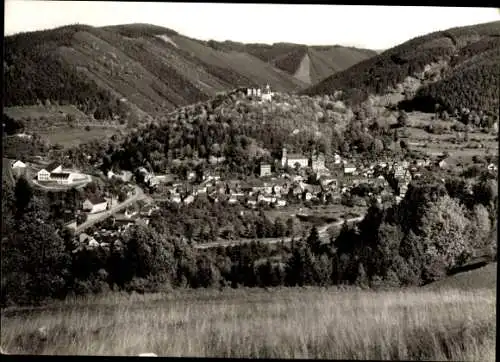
<box><xmin>194</xmin><ymin>214</ymin><xmax>366</xmax><ymax>250</ymax></box>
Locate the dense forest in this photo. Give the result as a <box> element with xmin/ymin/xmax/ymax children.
<box><xmin>3</xmin><ymin>26</ymin><xmax>132</xmax><ymax>120</ymax></box>
<box><xmin>400</xmin><ymin>37</ymin><xmax>500</xmax><ymax>116</ymax></box>
<box><xmin>303</xmin><ymin>21</ymin><xmax>500</xmax><ymax>115</ymax></box>
<box><xmin>58</xmin><ymin>92</ymin><xmax>406</xmax><ymax>179</ymax></box>
<box><xmin>2</xmin><ymin>167</ymin><xmax>497</xmax><ymax>305</ymax></box>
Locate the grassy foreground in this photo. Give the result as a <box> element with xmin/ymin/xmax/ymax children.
<box><xmin>1</xmin><ymin>284</ymin><xmax>495</xmax><ymax>360</ymax></box>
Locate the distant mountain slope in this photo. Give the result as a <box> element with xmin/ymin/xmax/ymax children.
<box><xmin>303</xmin><ymin>21</ymin><xmax>500</xmax><ymax>115</ymax></box>
<box><xmin>400</xmin><ymin>36</ymin><xmax>500</xmax><ymax>115</ymax></box>
<box><xmin>4</xmin><ymin>23</ymin><xmax>310</xmax><ymax>124</ymax></box>
<box><xmin>204</xmin><ymin>40</ymin><xmax>377</xmax><ymax>85</ymax></box>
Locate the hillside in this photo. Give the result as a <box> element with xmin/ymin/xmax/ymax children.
<box><xmin>4</xmin><ymin>23</ymin><xmax>376</xmax><ymax>126</ymax></box>
<box><xmin>205</xmin><ymin>40</ymin><xmax>377</xmax><ymax>84</ymax></box>
<box><xmin>3</xmin><ymin>24</ymin><xmax>306</xmax><ymax>124</ymax></box>
<box><xmin>303</xmin><ymin>21</ymin><xmax>500</xmax><ymax>116</ymax></box>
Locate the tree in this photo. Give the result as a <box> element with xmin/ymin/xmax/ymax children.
<box><xmin>2</xmin><ymin>209</ymin><xmax>71</xmax><ymax>305</ymax></box>
<box><xmin>286</xmin><ymin>217</ymin><xmax>295</xmax><ymax>237</ymax></box>
<box><xmin>307</xmin><ymin>226</ymin><xmax>321</xmax><ymax>255</ymax></box>
<box><xmin>397</xmin><ymin>110</ymin><xmax>409</xmax><ymax>127</ymax></box>
<box><xmin>473</xmin><ymin>179</ymin><xmax>497</xmax><ymax>208</ymax></box>
<box><xmin>14</xmin><ymin>176</ymin><xmax>33</xmax><ymax>218</ymax></box>
<box><xmin>470</xmin><ymin>204</ymin><xmax>491</xmax><ymax>249</ymax></box>
<box><xmin>372</xmin><ymin>138</ymin><xmax>384</xmax><ymax>154</ymax></box>
<box><xmin>413</xmin><ymin>195</ymin><xmax>473</xmax><ymax>282</ymax></box>
<box><xmin>274</xmin><ymin>217</ymin><xmax>287</xmax><ymax>238</ymax></box>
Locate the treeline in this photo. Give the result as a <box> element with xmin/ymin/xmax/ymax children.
<box><xmin>303</xmin><ymin>21</ymin><xmax>500</xmax><ymax>108</ymax></box>
<box><xmin>2</xmin><ymin>170</ymin><xmax>497</xmax><ymax>305</ymax></box>
<box><xmin>148</xmin><ymin>198</ymin><xmax>298</xmax><ymax>242</ymax></box>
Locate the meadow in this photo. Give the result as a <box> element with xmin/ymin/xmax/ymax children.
<box><xmin>1</xmin><ymin>264</ymin><xmax>496</xmax><ymax>359</ymax></box>
<box><xmin>37</xmin><ymin>126</ymin><xmax>123</xmax><ymax>149</ymax></box>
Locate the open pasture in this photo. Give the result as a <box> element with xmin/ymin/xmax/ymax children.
<box><xmin>1</xmin><ymin>282</ymin><xmax>495</xmax><ymax>359</ymax></box>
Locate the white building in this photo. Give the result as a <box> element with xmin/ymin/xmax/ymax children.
<box><xmin>82</xmin><ymin>197</ymin><xmax>108</xmax><ymax>214</ymax></box>
<box><xmin>261</xmin><ymin>84</ymin><xmax>273</xmax><ymax>102</ymax></box>
<box><xmin>37</xmin><ymin>162</ymin><xmax>62</xmax><ymax>181</ymax></box>
<box><xmin>260</xmin><ymin>163</ymin><xmax>272</xmax><ymax>177</ymax></box>
<box><xmin>11</xmin><ymin>160</ymin><xmax>27</xmax><ymax>169</ymax></box>
<box><xmin>311</xmin><ymin>154</ymin><xmax>327</xmax><ymax>172</ymax></box>
<box><xmin>281</xmin><ymin>148</ymin><xmax>309</xmax><ymax>169</ymax></box>
<box><xmin>344</xmin><ymin>164</ymin><xmax>357</xmax><ymax>175</ymax></box>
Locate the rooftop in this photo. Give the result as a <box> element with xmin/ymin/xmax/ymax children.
<box><xmin>45</xmin><ymin>161</ymin><xmax>62</xmax><ymax>172</ymax></box>
<box><xmin>50</xmin><ymin>172</ymin><xmax>71</xmax><ymax>179</ymax></box>
<box><xmin>85</xmin><ymin>195</ymin><xmax>107</xmax><ymax>205</ymax></box>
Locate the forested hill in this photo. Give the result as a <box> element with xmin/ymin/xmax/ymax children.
<box><xmin>3</xmin><ymin>23</ymin><xmax>373</xmax><ymax>124</ymax></box>
<box><xmin>303</xmin><ymin>21</ymin><xmax>500</xmax><ymax>116</ymax></box>
<box><xmin>204</xmin><ymin>41</ymin><xmax>377</xmax><ymax>85</ymax></box>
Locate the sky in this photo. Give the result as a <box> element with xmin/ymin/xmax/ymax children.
<box><xmin>4</xmin><ymin>2</ymin><xmax>500</xmax><ymax>49</ymax></box>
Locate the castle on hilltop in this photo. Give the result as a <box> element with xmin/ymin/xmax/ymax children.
<box><xmin>246</xmin><ymin>84</ymin><xmax>273</xmax><ymax>101</ymax></box>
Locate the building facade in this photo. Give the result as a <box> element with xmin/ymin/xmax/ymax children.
<box><xmin>260</xmin><ymin>163</ymin><xmax>272</xmax><ymax>177</ymax></box>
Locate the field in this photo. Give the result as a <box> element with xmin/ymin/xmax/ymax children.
<box><xmin>1</xmin><ymin>263</ymin><xmax>496</xmax><ymax>359</ymax></box>
<box><xmin>3</xmin><ymin>105</ymin><xmax>89</xmax><ymax>124</ymax></box>
<box><xmin>401</xmin><ymin>112</ymin><xmax>498</xmax><ymax>161</ymax></box>
<box><xmin>37</xmin><ymin>126</ymin><xmax>123</xmax><ymax>149</ymax></box>
<box><xmin>264</xmin><ymin>204</ymin><xmax>365</xmax><ymax>224</ymax></box>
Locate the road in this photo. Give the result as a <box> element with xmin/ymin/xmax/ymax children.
<box><xmin>194</xmin><ymin>214</ymin><xmax>366</xmax><ymax>250</ymax></box>
<box><xmin>75</xmin><ymin>185</ymin><xmax>149</xmax><ymax>234</ymax></box>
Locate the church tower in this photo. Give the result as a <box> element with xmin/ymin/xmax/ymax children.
<box><xmin>281</xmin><ymin>147</ymin><xmax>287</xmax><ymax>168</ymax></box>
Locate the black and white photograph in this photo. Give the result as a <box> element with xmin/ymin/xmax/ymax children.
<box><xmin>1</xmin><ymin>1</ymin><xmax>499</xmax><ymax>359</ymax></box>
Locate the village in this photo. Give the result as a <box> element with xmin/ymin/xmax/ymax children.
<box><xmin>5</xmin><ymin>83</ymin><xmax>498</xmax><ymax>253</ymax></box>
<box><xmin>51</xmin><ymin>146</ymin><xmax>489</xmax><ymax>252</ymax></box>
<box><xmin>8</xmin><ymin>137</ymin><xmax>498</xmax><ymax>254</ymax></box>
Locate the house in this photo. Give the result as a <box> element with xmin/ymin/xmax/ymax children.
<box><xmin>394</xmin><ymin>165</ymin><xmax>406</xmax><ymax>178</ymax></box>
<box><xmin>171</xmin><ymin>194</ymin><xmax>182</xmax><ymax>204</ymax></box>
<box><xmin>334</xmin><ymin>153</ymin><xmax>342</xmax><ymax>164</ymax></box>
<box><xmin>208</xmin><ymin>156</ymin><xmax>226</xmax><ymax>165</ymax></box>
<box><xmin>275</xmin><ymin>199</ymin><xmax>287</xmax><ymax>207</ymax></box>
<box><xmin>125</xmin><ymin>207</ymin><xmax>138</xmax><ymax>218</ymax></box>
<box><xmin>11</xmin><ymin>160</ymin><xmax>26</xmax><ymax>169</ymax></box>
<box><xmin>37</xmin><ymin>168</ymin><xmax>51</xmax><ymax>181</ymax></box>
<box><xmin>344</xmin><ymin>164</ymin><xmax>357</xmax><ymax>175</ymax></box>
<box><xmin>281</xmin><ymin>148</ymin><xmax>309</xmax><ymax>169</ymax></box>
<box><xmin>260</xmin><ymin>163</ymin><xmax>272</xmax><ymax>177</ymax></box>
<box><xmin>37</xmin><ymin>161</ymin><xmax>62</xmax><ymax>181</ymax></box>
<box><xmin>79</xmin><ymin>233</ymin><xmax>98</xmax><ymax>246</ymax></box>
<box><xmin>258</xmin><ymin>194</ymin><xmax>277</xmax><ymax>204</ymax></box>
<box><xmin>184</xmin><ymin>195</ymin><xmax>195</xmax><ymax>205</ymax></box>
<box><xmin>83</xmin><ymin>197</ymin><xmax>108</xmax><ymax>214</ymax></box>
<box><xmin>261</xmin><ymin>84</ymin><xmax>273</xmax><ymax>102</ymax></box>
<box><xmin>187</xmin><ymin>171</ymin><xmax>196</xmax><ymax>181</ymax></box>
<box><xmin>311</xmin><ymin>153</ymin><xmax>326</xmax><ymax>172</ymax></box>
<box><xmin>438</xmin><ymin>159</ymin><xmax>449</xmax><ymax>169</ymax></box>
<box><xmin>64</xmin><ymin>219</ymin><xmax>77</xmax><ymax>231</ymax></box>
<box><xmin>320</xmin><ymin>177</ymin><xmax>338</xmax><ymax>189</ymax></box>
<box><xmin>135</xmin><ymin>218</ymin><xmax>150</xmax><ymax>227</ymax></box>
<box><xmin>487</xmin><ymin>163</ymin><xmax>498</xmax><ymax>172</ymax></box>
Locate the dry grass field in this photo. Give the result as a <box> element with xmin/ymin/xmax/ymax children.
<box><xmin>1</xmin><ymin>273</ymin><xmax>496</xmax><ymax>359</ymax></box>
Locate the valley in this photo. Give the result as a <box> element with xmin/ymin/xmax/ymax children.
<box><xmin>2</xmin><ymin>12</ymin><xmax>499</xmax><ymax>360</ymax></box>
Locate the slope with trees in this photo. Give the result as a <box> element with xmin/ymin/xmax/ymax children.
<box><xmin>303</xmin><ymin>21</ymin><xmax>500</xmax><ymax>116</ymax></box>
